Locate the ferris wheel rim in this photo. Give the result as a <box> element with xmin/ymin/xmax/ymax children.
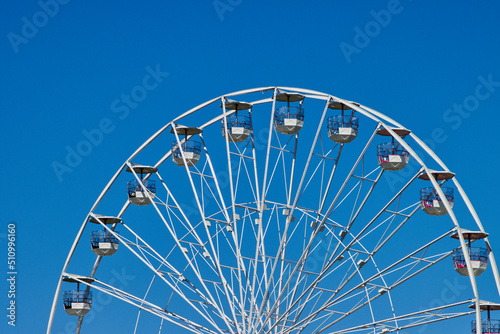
<box><xmin>47</xmin><ymin>86</ymin><xmax>499</xmax><ymax>334</ymax></box>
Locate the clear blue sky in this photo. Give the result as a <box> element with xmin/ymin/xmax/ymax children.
<box><xmin>1</xmin><ymin>1</ymin><xmax>500</xmax><ymax>333</ymax></box>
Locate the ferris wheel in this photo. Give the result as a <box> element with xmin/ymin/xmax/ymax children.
<box><xmin>47</xmin><ymin>87</ymin><xmax>500</xmax><ymax>334</ymax></box>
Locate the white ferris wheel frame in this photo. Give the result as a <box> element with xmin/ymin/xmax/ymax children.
<box><xmin>47</xmin><ymin>86</ymin><xmax>500</xmax><ymax>334</ymax></box>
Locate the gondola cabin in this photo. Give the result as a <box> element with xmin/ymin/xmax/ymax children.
<box><xmin>451</xmin><ymin>230</ymin><xmax>489</xmax><ymax>276</ymax></box>
<box><xmin>376</xmin><ymin>128</ymin><xmax>411</xmax><ymax>171</ymax></box>
<box><xmin>89</xmin><ymin>214</ymin><xmax>121</xmax><ymax>256</ymax></box>
<box><xmin>126</xmin><ymin>164</ymin><xmax>157</xmax><ymax>205</ymax></box>
<box><xmin>221</xmin><ymin>99</ymin><xmax>253</xmax><ymax>142</ymax></box>
<box><xmin>274</xmin><ymin>92</ymin><xmax>305</xmax><ymax>135</ymax></box>
<box><xmin>327</xmin><ymin>101</ymin><xmax>359</xmax><ymax>143</ymax></box>
<box><xmin>171</xmin><ymin>125</ymin><xmax>202</xmax><ymax>167</ymax></box>
<box><xmin>418</xmin><ymin>170</ymin><xmax>456</xmax><ymax>215</ymax></box>
<box><xmin>62</xmin><ymin>275</ymin><xmax>95</xmax><ymax>316</ymax></box>
<box><xmin>419</xmin><ymin>187</ymin><xmax>454</xmax><ymax>216</ymax></box>
<box><xmin>469</xmin><ymin>301</ymin><xmax>500</xmax><ymax>334</ymax></box>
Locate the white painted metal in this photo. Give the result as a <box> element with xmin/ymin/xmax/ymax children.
<box><xmin>128</xmin><ymin>189</ymin><xmax>153</xmax><ymax>205</ymax></box>
<box><xmin>223</xmin><ymin>126</ymin><xmax>251</xmax><ymax>143</ymax></box>
<box><xmin>64</xmin><ymin>302</ymin><xmax>91</xmax><ymax>316</ymax></box>
<box><xmin>421</xmin><ymin>198</ymin><xmax>454</xmax><ymax>216</ymax></box>
<box><xmin>275</xmin><ymin>118</ymin><xmax>303</xmax><ymax>135</ymax></box>
<box><xmin>455</xmin><ymin>258</ymin><xmax>488</xmax><ymax>276</ymax></box>
<box><xmin>48</xmin><ymin>87</ymin><xmax>500</xmax><ymax>334</ymax></box>
<box><xmin>171</xmin><ymin>125</ymin><xmax>202</xmax><ymax>167</ymax></box>
<box><xmin>328</xmin><ymin>126</ymin><xmax>358</xmax><ymax>144</ymax></box>
<box><xmin>91</xmin><ymin>241</ymin><xmax>118</xmax><ymax>256</ymax></box>
<box><xmin>378</xmin><ymin>154</ymin><xmax>410</xmax><ymax>171</ymax></box>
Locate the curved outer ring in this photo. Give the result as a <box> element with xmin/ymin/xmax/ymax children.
<box><xmin>47</xmin><ymin>86</ymin><xmax>500</xmax><ymax>334</ymax></box>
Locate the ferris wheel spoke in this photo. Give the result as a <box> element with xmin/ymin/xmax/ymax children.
<box><xmin>202</xmin><ymin>134</ymin><xmax>262</xmax><ymax>332</ymax></box>
<box><xmin>322</xmin><ymin>167</ymin><xmax>386</xmax><ymax>239</ymax></box>
<box><xmin>255</xmin><ymin>97</ymin><xmax>332</xmax><ymax>333</ymax></box>
<box><xmin>266</xmin><ymin>136</ymin><xmax>450</xmax><ymax>334</ymax></box>
<box><xmin>255</xmin><ymin>134</ymin><xmax>298</xmax><ymax>326</ymax></box>
<box><xmin>113</xmin><ymin>226</ymin><xmax>234</xmax><ymax>328</ymax></box>
<box><xmin>86</xmin><ymin>211</ymin><xmax>232</xmax><ymax>331</ymax></box>
<box><xmin>268</xmin><ymin>168</ymin><xmax>424</xmax><ymax>332</ymax></box>
<box><xmin>324</xmin><ymin>169</ymin><xmax>422</xmax><ymax>270</ymax></box>
<box><xmin>249</xmin><ymin>88</ymin><xmax>283</xmax><ymax>330</ymax></box>
<box><xmin>284</xmin><ymin>233</ymin><xmax>398</xmax><ymax>328</ymax></box>
<box><xmin>118</xmin><ymin>223</ymin><xmax>214</xmax><ymax>300</ymax></box>
<box><xmin>126</xmin><ymin>164</ymin><xmax>242</xmax><ymax>333</ymax></box>
<box><xmin>286</xmin><ymin>96</ymin><xmax>331</xmax><ymax>213</ymax></box>
<box><xmin>75</xmin><ymin>274</ymin><xmax>222</xmax><ymax>334</ymax></box>
<box><xmin>258</xmin><ymin>125</ymin><xmax>380</xmax><ymax>333</ymax></box>
<box><xmin>307</xmin><ymin>142</ymin><xmax>343</xmax><ymax>216</ymax></box>
<box><xmin>286</xmin><ymin>229</ymin><xmax>457</xmax><ymax>333</ymax></box>
<box><xmin>275</xmin><ymin>124</ymin><xmax>382</xmax><ymax>319</ymax></box>
<box><xmin>316</xmin><ymin>124</ymin><xmax>380</xmax><ymax>231</ymax></box>
<box><xmin>220</xmin><ymin>99</ymin><xmax>268</xmax><ymax>333</ymax></box>
<box><xmin>325</xmin><ymin>299</ymin><xmax>475</xmax><ymax>334</ymax></box>
<box><xmin>89</xmin><ymin>212</ymin><xmax>193</xmax><ymax>283</ymax></box>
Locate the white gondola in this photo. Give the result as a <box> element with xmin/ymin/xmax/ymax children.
<box><xmin>171</xmin><ymin>125</ymin><xmax>202</xmax><ymax>167</ymax></box>
<box><xmin>126</xmin><ymin>164</ymin><xmax>157</xmax><ymax>205</ymax></box>
<box><xmin>419</xmin><ymin>187</ymin><xmax>454</xmax><ymax>215</ymax></box>
<box><xmin>418</xmin><ymin>170</ymin><xmax>456</xmax><ymax>215</ymax></box>
<box><xmin>221</xmin><ymin>99</ymin><xmax>253</xmax><ymax>142</ymax></box>
<box><xmin>451</xmin><ymin>230</ymin><xmax>489</xmax><ymax>276</ymax></box>
<box><xmin>469</xmin><ymin>301</ymin><xmax>500</xmax><ymax>334</ymax></box>
<box><xmin>327</xmin><ymin>101</ymin><xmax>359</xmax><ymax>143</ymax></box>
<box><xmin>62</xmin><ymin>275</ymin><xmax>94</xmax><ymax>316</ymax></box>
<box><xmin>376</xmin><ymin>128</ymin><xmax>411</xmax><ymax>171</ymax></box>
<box><xmin>274</xmin><ymin>92</ymin><xmax>305</xmax><ymax>135</ymax></box>
<box><xmin>89</xmin><ymin>215</ymin><xmax>121</xmax><ymax>256</ymax></box>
